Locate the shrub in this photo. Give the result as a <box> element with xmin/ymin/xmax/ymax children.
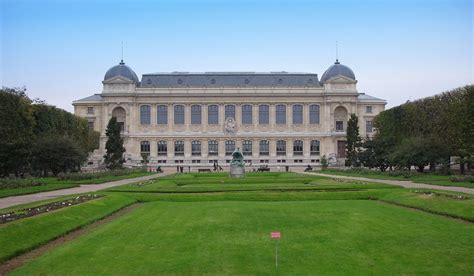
<box><xmin>386</xmin><ymin>170</ymin><xmax>419</xmax><ymax>178</ymax></box>
<box><xmin>450</xmin><ymin>175</ymin><xmax>474</xmax><ymax>183</ymax></box>
<box><xmin>0</xmin><ymin>178</ymin><xmax>45</xmax><ymax>190</ymax></box>
<box><xmin>57</xmin><ymin>169</ymin><xmax>146</xmax><ymax>181</ymax></box>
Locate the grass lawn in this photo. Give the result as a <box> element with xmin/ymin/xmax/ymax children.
<box><xmin>0</xmin><ymin>171</ymin><xmax>155</xmax><ymax>198</ymax></box>
<box><xmin>2</xmin><ymin>172</ymin><xmax>473</xmax><ymax>274</ymax></box>
<box><xmin>11</xmin><ymin>200</ymin><xmax>474</xmax><ymax>275</ymax></box>
<box><xmin>318</xmin><ymin>169</ymin><xmax>474</xmax><ymax>188</ymax></box>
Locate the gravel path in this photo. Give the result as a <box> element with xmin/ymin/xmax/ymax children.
<box><xmin>299</xmin><ymin>172</ymin><xmax>474</xmax><ymax>194</ymax></box>
<box><xmin>0</xmin><ymin>173</ymin><xmax>171</xmax><ymax>209</ymax></box>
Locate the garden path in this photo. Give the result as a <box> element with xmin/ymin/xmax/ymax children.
<box><xmin>299</xmin><ymin>172</ymin><xmax>474</xmax><ymax>194</ymax></box>
<box><xmin>0</xmin><ymin>172</ymin><xmax>172</xmax><ymax>209</ymax></box>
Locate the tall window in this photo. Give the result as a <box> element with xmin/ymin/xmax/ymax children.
<box><xmin>276</xmin><ymin>140</ymin><xmax>286</xmax><ymax>156</ymax></box>
<box><xmin>208</xmin><ymin>105</ymin><xmax>219</xmax><ymax>124</ymax></box>
<box><xmin>192</xmin><ymin>140</ymin><xmax>201</xmax><ymax>156</ymax></box>
<box><xmin>225</xmin><ymin>105</ymin><xmax>235</xmax><ymax>119</ymax></box>
<box><xmin>87</xmin><ymin>107</ymin><xmax>94</xmax><ymax>114</ymax></box>
<box><xmin>293</xmin><ymin>140</ymin><xmax>303</xmax><ymax>155</ymax></box>
<box><xmin>191</xmin><ymin>105</ymin><xmax>202</xmax><ymax>125</ymax></box>
<box><xmin>157</xmin><ymin>141</ymin><xmax>167</xmax><ymax>156</ymax></box>
<box><xmin>259</xmin><ymin>140</ymin><xmax>269</xmax><ymax>156</ymax></box>
<box><xmin>208</xmin><ymin>140</ymin><xmax>218</xmax><ymax>156</ymax></box>
<box><xmin>366</xmin><ymin>120</ymin><xmax>373</xmax><ymax>133</ymax></box>
<box><xmin>310</xmin><ymin>140</ymin><xmax>320</xmax><ymax>155</ymax></box>
<box><xmin>293</xmin><ymin>104</ymin><xmax>303</xmax><ymax>124</ymax></box>
<box><xmin>157</xmin><ymin>105</ymin><xmax>168</xmax><ymax>125</ymax></box>
<box><xmin>259</xmin><ymin>105</ymin><xmax>269</xmax><ymax>124</ymax></box>
<box><xmin>225</xmin><ymin>140</ymin><xmax>235</xmax><ymax>156</ymax></box>
<box><xmin>140</xmin><ymin>105</ymin><xmax>151</xmax><ymax>125</ymax></box>
<box><xmin>87</xmin><ymin>121</ymin><xmax>94</xmax><ymax>130</ymax></box>
<box><xmin>276</xmin><ymin>104</ymin><xmax>286</xmax><ymax>124</ymax></box>
<box><xmin>242</xmin><ymin>104</ymin><xmax>253</xmax><ymax>124</ymax></box>
<box><xmin>174</xmin><ymin>140</ymin><xmax>184</xmax><ymax>156</ymax></box>
<box><xmin>174</xmin><ymin>105</ymin><xmax>185</xmax><ymax>125</ymax></box>
<box><xmin>140</xmin><ymin>141</ymin><xmax>150</xmax><ymax>155</ymax></box>
<box><xmin>309</xmin><ymin>104</ymin><xmax>320</xmax><ymax>124</ymax></box>
<box><xmin>242</xmin><ymin>140</ymin><xmax>252</xmax><ymax>156</ymax></box>
<box><xmin>336</xmin><ymin>121</ymin><xmax>344</xmax><ymax>132</ymax></box>
<box><xmin>366</xmin><ymin>106</ymin><xmax>373</xmax><ymax>113</ymax></box>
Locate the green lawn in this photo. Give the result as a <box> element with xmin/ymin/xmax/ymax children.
<box><xmin>318</xmin><ymin>169</ymin><xmax>474</xmax><ymax>188</ymax></box>
<box><xmin>0</xmin><ymin>171</ymin><xmax>155</xmax><ymax>198</ymax></box>
<box><xmin>11</xmin><ymin>200</ymin><xmax>474</xmax><ymax>275</ymax></box>
<box><xmin>2</xmin><ymin>172</ymin><xmax>473</xmax><ymax>274</ymax></box>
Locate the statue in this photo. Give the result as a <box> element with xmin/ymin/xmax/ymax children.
<box><xmin>229</xmin><ymin>147</ymin><xmax>245</xmax><ymax>178</ymax></box>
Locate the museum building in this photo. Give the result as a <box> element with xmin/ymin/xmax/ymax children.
<box><xmin>73</xmin><ymin>59</ymin><xmax>386</xmax><ymax>169</ymax></box>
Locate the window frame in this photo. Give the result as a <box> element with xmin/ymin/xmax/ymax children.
<box><xmin>275</xmin><ymin>104</ymin><xmax>286</xmax><ymax>125</ymax></box>
<box><xmin>208</xmin><ymin>140</ymin><xmax>219</xmax><ymax>156</ymax></box>
<box><xmin>259</xmin><ymin>140</ymin><xmax>269</xmax><ymax>156</ymax></box>
<box><xmin>191</xmin><ymin>140</ymin><xmax>201</xmax><ymax>156</ymax></box>
<box><xmin>241</xmin><ymin>104</ymin><xmax>253</xmax><ymax>125</ymax></box>
<box><xmin>293</xmin><ymin>140</ymin><xmax>303</xmax><ymax>156</ymax></box>
<box><xmin>157</xmin><ymin>105</ymin><xmax>168</xmax><ymax>125</ymax></box>
<box><xmin>208</xmin><ymin>105</ymin><xmax>219</xmax><ymax>125</ymax></box>
<box><xmin>292</xmin><ymin>104</ymin><xmax>303</xmax><ymax>125</ymax></box>
<box><xmin>191</xmin><ymin>105</ymin><xmax>202</xmax><ymax>125</ymax></box>
<box><xmin>157</xmin><ymin>140</ymin><xmax>167</xmax><ymax>156</ymax></box>
<box><xmin>309</xmin><ymin>104</ymin><xmax>320</xmax><ymax>124</ymax></box>
<box><xmin>140</xmin><ymin>105</ymin><xmax>151</xmax><ymax>125</ymax></box>
<box><xmin>174</xmin><ymin>140</ymin><xmax>184</xmax><ymax>156</ymax></box>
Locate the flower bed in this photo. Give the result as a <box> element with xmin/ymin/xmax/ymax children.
<box><xmin>0</xmin><ymin>194</ymin><xmax>103</xmax><ymax>224</ymax></box>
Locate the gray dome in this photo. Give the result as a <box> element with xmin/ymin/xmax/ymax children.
<box><xmin>320</xmin><ymin>60</ymin><xmax>355</xmax><ymax>83</ymax></box>
<box><xmin>104</xmin><ymin>60</ymin><xmax>139</xmax><ymax>83</ymax></box>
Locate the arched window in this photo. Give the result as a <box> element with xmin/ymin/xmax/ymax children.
<box><xmin>242</xmin><ymin>140</ymin><xmax>252</xmax><ymax>156</ymax></box>
<box><xmin>157</xmin><ymin>141</ymin><xmax>167</xmax><ymax>156</ymax></box>
<box><xmin>259</xmin><ymin>140</ymin><xmax>269</xmax><ymax>156</ymax></box>
<box><xmin>208</xmin><ymin>105</ymin><xmax>219</xmax><ymax>125</ymax></box>
<box><xmin>157</xmin><ymin>105</ymin><xmax>168</xmax><ymax>125</ymax></box>
<box><xmin>140</xmin><ymin>105</ymin><xmax>151</xmax><ymax>125</ymax></box>
<box><xmin>192</xmin><ymin>140</ymin><xmax>201</xmax><ymax>156</ymax></box>
<box><xmin>276</xmin><ymin>140</ymin><xmax>286</xmax><ymax>156</ymax></box>
<box><xmin>112</xmin><ymin>107</ymin><xmax>126</xmax><ymax>131</ymax></box>
<box><xmin>225</xmin><ymin>140</ymin><xmax>235</xmax><ymax>156</ymax></box>
<box><xmin>259</xmin><ymin>105</ymin><xmax>269</xmax><ymax>124</ymax></box>
<box><xmin>293</xmin><ymin>104</ymin><xmax>303</xmax><ymax>124</ymax></box>
<box><xmin>174</xmin><ymin>140</ymin><xmax>184</xmax><ymax>156</ymax></box>
<box><xmin>140</xmin><ymin>141</ymin><xmax>150</xmax><ymax>155</ymax></box>
<box><xmin>174</xmin><ymin>105</ymin><xmax>185</xmax><ymax>125</ymax></box>
<box><xmin>225</xmin><ymin>105</ymin><xmax>235</xmax><ymax>119</ymax></box>
<box><xmin>293</xmin><ymin>140</ymin><xmax>303</xmax><ymax>155</ymax></box>
<box><xmin>242</xmin><ymin>104</ymin><xmax>253</xmax><ymax>124</ymax></box>
<box><xmin>191</xmin><ymin>105</ymin><xmax>202</xmax><ymax>125</ymax></box>
<box><xmin>276</xmin><ymin>104</ymin><xmax>286</xmax><ymax>125</ymax></box>
<box><xmin>208</xmin><ymin>140</ymin><xmax>218</xmax><ymax>156</ymax></box>
<box><xmin>334</xmin><ymin>106</ymin><xmax>348</xmax><ymax>132</ymax></box>
<box><xmin>309</xmin><ymin>104</ymin><xmax>320</xmax><ymax>124</ymax></box>
<box><xmin>310</xmin><ymin>140</ymin><xmax>320</xmax><ymax>155</ymax></box>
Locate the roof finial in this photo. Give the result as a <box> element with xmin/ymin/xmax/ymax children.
<box><xmin>120</xmin><ymin>41</ymin><xmax>124</xmax><ymax>64</ymax></box>
<box><xmin>335</xmin><ymin>41</ymin><xmax>340</xmax><ymax>64</ymax></box>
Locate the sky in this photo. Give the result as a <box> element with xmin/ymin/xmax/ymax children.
<box><xmin>1</xmin><ymin>0</ymin><xmax>473</xmax><ymax>112</ymax></box>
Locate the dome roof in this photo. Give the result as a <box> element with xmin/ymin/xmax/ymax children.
<box><xmin>104</xmin><ymin>60</ymin><xmax>139</xmax><ymax>83</ymax></box>
<box><xmin>320</xmin><ymin>60</ymin><xmax>355</xmax><ymax>83</ymax></box>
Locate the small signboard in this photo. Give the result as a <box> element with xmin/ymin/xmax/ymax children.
<box><xmin>271</xmin><ymin>232</ymin><xmax>281</xmax><ymax>239</ymax></box>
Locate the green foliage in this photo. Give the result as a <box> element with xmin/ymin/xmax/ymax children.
<box><xmin>320</xmin><ymin>155</ymin><xmax>328</xmax><ymax>169</ymax></box>
<box><xmin>346</xmin><ymin>113</ymin><xmax>361</xmax><ymax>167</ymax></box>
<box><xmin>103</xmin><ymin>117</ymin><xmax>126</xmax><ymax>169</ymax></box>
<box><xmin>0</xmin><ymin>178</ymin><xmax>45</xmax><ymax>190</ymax></box>
<box><xmin>57</xmin><ymin>169</ymin><xmax>147</xmax><ymax>181</ymax></box>
<box><xmin>0</xmin><ymin>88</ymin><xmax>35</xmax><ymax>176</ymax></box>
<box><xmin>370</xmin><ymin>85</ymin><xmax>473</xmax><ymax>172</ymax></box>
<box><xmin>31</xmin><ymin>136</ymin><xmax>88</xmax><ymax>176</ymax></box>
<box><xmin>450</xmin><ymin>175</ymin><xmax>474</xmax><ymax>183</ymax></box>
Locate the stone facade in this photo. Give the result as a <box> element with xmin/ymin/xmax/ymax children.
<box><xmin>73</xmin><ymin>60</ymin><xmax>386</xmax><ymax>169</ymax></box>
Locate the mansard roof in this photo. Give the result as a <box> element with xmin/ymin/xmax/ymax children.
<box><xmin>73</xmin><ymin>94</ymin><xmax>102</xmax><ymax>103</ymax></box>
<box><xmin>140</xmin><ymin>72</ymin><xmax>320</xmax><ymax>88</ymax></box>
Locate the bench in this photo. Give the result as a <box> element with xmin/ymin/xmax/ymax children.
<box><xmin>198</xmin><ymin>168</ymin><xmax>212</xmax><ymax>172</ymax></box>
<box><xmin>257</xmin><ymin>167</ymin><xmax>270</xmax><ymax>172</ymax></box>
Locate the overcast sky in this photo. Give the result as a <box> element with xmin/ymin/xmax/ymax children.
<box><xmin>1</xmin><ymin>0</ymin><xmax>472</xmax><ymax>112</ymax></box>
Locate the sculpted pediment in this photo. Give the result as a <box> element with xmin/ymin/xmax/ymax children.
<box><xmin>326</xmin><ymin>75</ymin><xmax>357</xmax><ymax>84</ymax></box>
<box><xmin>102</xmin><ymin>76</ymin><xmax>136</xmax><ymax>85</ymax></box>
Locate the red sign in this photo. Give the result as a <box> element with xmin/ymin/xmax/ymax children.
<box><xmin>271</xmin><ymin>232</ymin><xmax>281</xmax><ymax>239</ymax></box>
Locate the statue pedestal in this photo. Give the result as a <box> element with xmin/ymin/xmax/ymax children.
<box><xmin>229</xmin><ymin>165</ymin><xmax>245</xmax><ymax>178</ymax></box>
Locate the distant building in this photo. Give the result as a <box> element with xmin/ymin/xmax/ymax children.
<box><xmin>73</xmin><ymin>59</ymin><xmax>386</xmax><ymax>169</ymax></box>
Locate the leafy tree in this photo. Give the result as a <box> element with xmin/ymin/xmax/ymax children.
<box><xmin>103</xmin><ymin>117</ymin><xmax>125</xmax><ymax>169</ymax></box>
<box><xmin>358</xmin><ymin>138</ymin><xmax>390</xmax><ymax>171</ymax></box>
<box><xmin>0</xmin><ymin>88</ymin><xmax>35</xmax><ymax>176</ymax></box>
<box><xmin>346</xmin><ymin>114</ymin><xmax>361</xmax><ymax>167</ymax></box>
<box><xmin>320</xmin><ymin>155</ymin><xmax>328</xmax><ymax>170</ymax></box>
<box><xmin>32</xmin><ymin>136</ymin><xmax>87</xmax><ymax>176</ymax></box>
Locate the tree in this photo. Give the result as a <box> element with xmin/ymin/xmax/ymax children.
<box><xmin>358</xmin><ymin>137</ymin><xmax>390</xmax><ymax>171</ymax></box>
<box><xmin>0</xmin><ymin>88</ymin><xmax>35</xmax><ymax>176</ymax></box>
<box><xmin>103</xmin><ymin>117</ymin><xmax>125</xmax><ymax>169</ymax></box>
<box><xmin>32</xmin><ymin>136</ymin><xmax>87</xmax><ymax>176</ymax></box>
<box><xmin>346</xmin><ymin>114</ymin><xmax>361</xmax><ymax>167</ymax></box>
